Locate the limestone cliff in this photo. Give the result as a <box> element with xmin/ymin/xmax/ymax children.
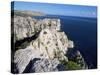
<box><xmin>13</xmin><ymin>16</ymin><xmax>60</xmax><ymax>42</ymax></box>
<box><xmin>11</xmin><ymin>16</ymin><xmax>87</xmax><ymax>74</ymax></box>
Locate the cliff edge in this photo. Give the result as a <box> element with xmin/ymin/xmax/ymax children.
<box><xmin>11</xmin><ymin>16</ymin><xmax>87</xmax><ymax>74</ymax></box>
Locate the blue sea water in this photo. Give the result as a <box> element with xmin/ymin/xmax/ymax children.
<box><xmin>33</xmin><ymin>15</ymin><xmax>97</xmax><ymax>69</ymax></box>
<box><xmin>60</xmin><ymin>16</ymin><xmax>97</xmax><ymax>69</ymax></box>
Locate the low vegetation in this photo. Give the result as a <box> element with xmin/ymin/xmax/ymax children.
<box><xmin>60</xmin><ymin>59</ymin><xmax>82</xmax><ymax>70</ymax></box>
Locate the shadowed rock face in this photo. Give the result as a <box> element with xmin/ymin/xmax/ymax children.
<box><xmin>27</xmin><ymin>58</ymin><xmax>60</xmax><ymax>73</ymax></box>
<box><xmin>23</xmin><ymin>58</ymin><xmax>65</xmax><ymax>73</ymax></box>
<box><xmin>12</xmin><ymin>15</ymin><xmax>87</xmax><ymax>74</ymax></box>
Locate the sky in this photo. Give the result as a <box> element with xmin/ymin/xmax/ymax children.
<box><xmin>12</xmin><ymin>1</ymin><xmax>97</xmax><ymax>18</ymax></box>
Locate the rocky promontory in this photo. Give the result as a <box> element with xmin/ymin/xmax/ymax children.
<box><xmin>11</xmin><ymin>15</ymin><xmax>87</xmax><ymax>74</ymax></box>
<box><xmin>13</xmin><ymin>10</ymin><xmax>46</xmax><ymax>17</ymax></box>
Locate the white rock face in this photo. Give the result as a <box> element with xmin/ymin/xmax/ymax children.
<box><xmin>37</xmin><ymin>29</ymin><xmax>71</xmax><ymax>59</ymax></box>
<box><xmin>68</xmin><ymin>40</ymin><xmax>74</xmax><ymax>48</ymax></box>
<box><xmin>13</xmin><ymin>16</ymin><xmax>61</xmax><ymax>42</ymax></box>
<box><xmin>14</xmin><ymin>45</ymin><xmax>42</xmax><ymax>73</ymax></box>
<box><xmin>13</xmin><ymin>16</ymin><xmax>74</xmax><ymax>73</ymax></box>
<box><xmin>14</xmin><ymin>29</ymin><xmax>74</xmax><ymax>73</ymax></box>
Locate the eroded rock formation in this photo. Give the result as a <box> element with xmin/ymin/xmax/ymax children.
<box><xmin>13</xmin><ymin>16</ymin><xmax>60</xmax><ymax>42</ymax></box>
<box><xmin>11</xmin><ymin>15</ymin><xmax>87</xmax><ymax>74</ymax></box>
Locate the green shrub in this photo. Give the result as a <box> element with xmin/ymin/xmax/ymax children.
<box><xmin>67</xmin><ymin>61</ymin><xmax>81</xmax><ymax>70</ymax></box>
<box><xmin>60</xmin><ymin>60</ymin><xmax>82</xmax><ymax>70</ymax></box>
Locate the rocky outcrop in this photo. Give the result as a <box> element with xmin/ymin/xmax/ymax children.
<box><xmin>75</xmin><ymin>50</ymin><xmax>88</xmax><ymax>69</ymax></box>
<box><xmin>66</xmin><ymin>50</ymin><xmax>88</xmax><ymax>69</ymax></box>
<box><xmin>13</xmin><ymin>10</ymin><xmax>46</xmax><ymax>17</ymax></box>
<box><xmin>13</xmin><ymin>16</ymin><xmax>60</xmax><ymax>42</ymax></box>
<box><xmin>12</xmin><ymin>15</ymin><xmax>87</xmax><ymax>74</ymax></box>
<box><xmin>14</xmin><ymin>28</ymin><xmax>74</xmax><ymax>73</ymax></box>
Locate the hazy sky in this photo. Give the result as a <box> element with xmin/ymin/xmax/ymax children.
<box><xmin>12</xmin><ymin>1</ymin><xmax>97</xmax><ymax>18</ymax></box>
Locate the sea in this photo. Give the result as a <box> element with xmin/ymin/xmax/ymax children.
<box><xmin>32</xmin><ymin>15</ymin><xmax>97</xmax><ymax>69</ymax></box>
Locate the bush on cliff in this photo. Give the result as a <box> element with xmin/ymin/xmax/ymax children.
<box><xmin>60</xmin><ymin>60</ymin><xmax>82</xmax><ymax>70</ymax></box>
